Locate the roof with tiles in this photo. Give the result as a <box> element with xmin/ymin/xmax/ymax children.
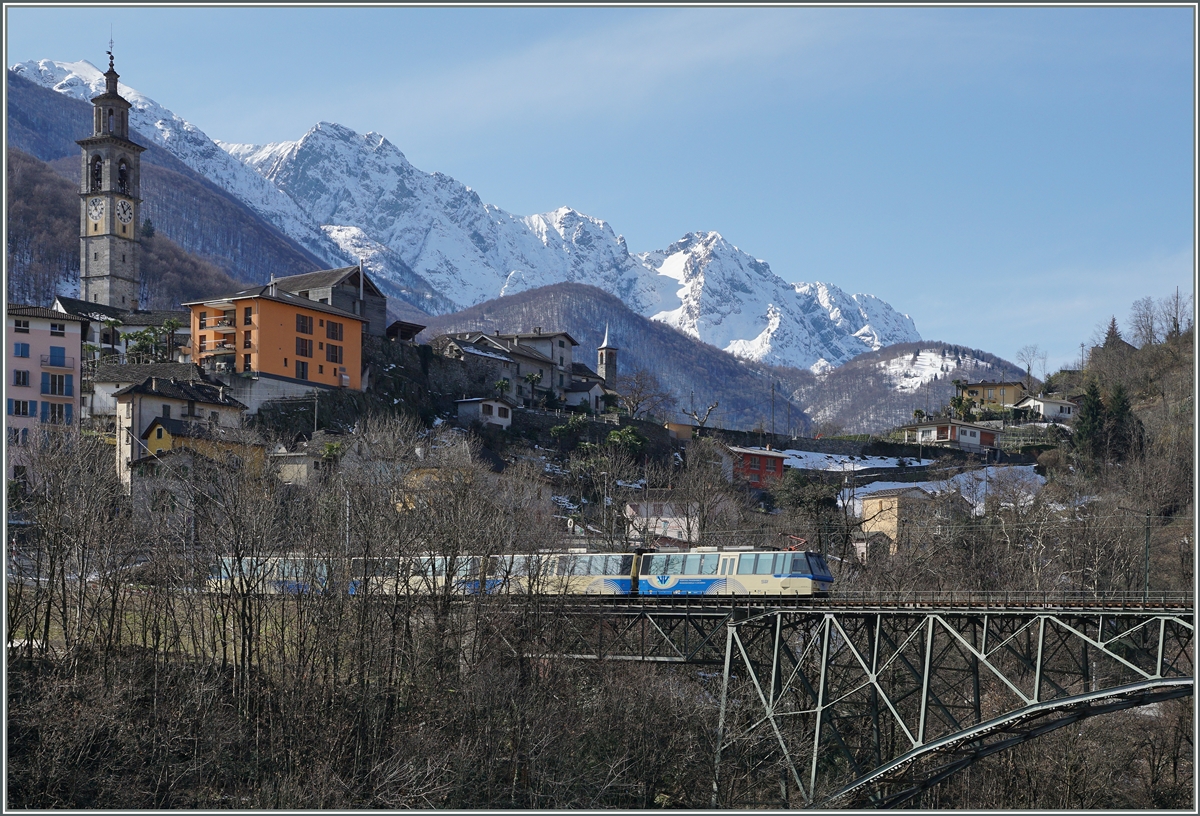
<box><xmin>180</xmin><ymin>285</ymin><xmax>362</xmax><ymax>321</ymax></box>
<box><xmin>92</xmin><ymin>361</ymin><xmax>207</xmax><ymax>384</ymax></box>
<box><xmin>7</xmin><ymin>304</ymin><xmax>88</xmax><ymax>323</ymax></box>
<box><xmin>51</xmin><ymin>297</ymin><xmax>188</xmax><ymax>327</ymax></box>
<box><xmin>141</xmin><ymin>416</ymin><xmax>264</xmax><ymax>446</ymax></box>
<box><xmin>861</xmin><ymin>487</ymin><xmax>933</xmax><ymax>500</ymax></box>
<box><xmin>113</xmin><ymin>376</ymin><xmax>247</xmax><ymax>409</ymax></box>
<box><xmin>272</xmin><ymin>266</ymin><xmax>384</xmax><ymax>297</ymax></box>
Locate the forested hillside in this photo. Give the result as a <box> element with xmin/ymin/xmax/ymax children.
<box><xmin>7</xmin><ymin>69</ymin><xmax>326</xmax><ymax>290</ymax></box>
<box><xmin>7</xmin><ymin>148</ymin><xmax>243</xmax><ymax>308</ymax></box>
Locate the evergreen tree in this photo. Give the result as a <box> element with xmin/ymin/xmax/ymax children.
<box><xmin>1103</xmin><ymin>316</ymin><xmax>1123</xmax><ymax>347</ymax></box>
<box><xmin>1103</xmin><ymin>382</ymin><xmax>1139</xmax><ymax>461</ymax></box>
<box><xmin>1073</xmin><ymin>379</ymin><xmax>1105</xmax><ymax>462</ymax></box>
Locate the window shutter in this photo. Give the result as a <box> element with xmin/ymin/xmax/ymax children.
<box><xmin>6</xmin><ymin>399</ymin><xmax>12</xmax><ymax>415</ymax></box>
<box><xmin>65</xmin><ymin>404</ymin><xmax>73</xmax><ymax>425</ymax></box>
<box><xmin>40</xmin><ymin>401</ymin><xmax>48</xmax><ymax>422</ymax></box>
<box><xmin>65</xmin><ymin>375</ymin><xmax>74</xmax><ymax>397</ymax></box>
<box><xmin>41</xmin><ymin>372</ymin><xmax>50</xmax><ymax>394</ymax></box>
<box><xmin>29</xmin><ymin>401</ymin><xmax>36</xmax><ymax>416</ymax></box>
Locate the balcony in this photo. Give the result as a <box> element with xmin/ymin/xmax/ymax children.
<box><xmin>197</xmin><ymin>343</ymin><xmax>236</xmax><ymax>356</ymax></box>
<box><xmin>40</xmin><ymin>355</ymin><xmax>75</xmax><ymax>369</ymax></box>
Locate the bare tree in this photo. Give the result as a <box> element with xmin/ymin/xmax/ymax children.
<box><xmin>615</xmin><ymin>368</ymin><xmax>675</xmax><ymax>420</ymax></box>
<box><xmin>1016</xmin><ymin>344</ymin><xmax>1042</xmax><ymax>391</ymax></box>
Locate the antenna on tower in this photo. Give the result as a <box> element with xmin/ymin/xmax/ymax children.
<box><xmin>108</xmin><ymin>26</ymin><xmax>114</xmax><ymax>65</ymax></box>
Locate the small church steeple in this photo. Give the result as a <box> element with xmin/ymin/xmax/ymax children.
<box><xmin>597</xmin><ymin>322</ymin><xmax>618</xmax><ymax>387</ymax></box>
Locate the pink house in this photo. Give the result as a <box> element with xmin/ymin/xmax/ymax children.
<box><xmin>6</xmin><ymin>305</ymin><xmax>86</xmax><ymax>479</ymax></box>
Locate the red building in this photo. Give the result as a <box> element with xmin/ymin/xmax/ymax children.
<box><xmin>727</xmin><ymin>445</ymin><xmax>788</xmax><ymax>486</ymax></box>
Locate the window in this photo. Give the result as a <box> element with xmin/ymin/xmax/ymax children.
<box><xmin>47</xmin><ymin>403</ymin><xmax>65</xmax><ymax>424</ymax></box>
<box><xmin>497</xmin><ymin>406</ymin><xmax>509</xmax><ymax>419</ymax></box>
<box><xmin>326</xmin><ymin>320</ymin><xmax>343</xmax><ymax>341</ymax></box>
<box><xmin>295</xmin><ymin>360</ymin><xmax>308</xmax><ymax>380</ymax></box>
<box><xmin>156</xmin><ymin>427</ymin><xmax>163</xmax><ymax>439</ymax></box>
<box><xmin>296</xmin><ymin>338</ymin><xmax>313</xmax><ymax>358</ymax></box>
<box><xmin>749</xmin><ymin>456</ymin><xmax>760</xmax><ymax>470</ymax></box>
<box><xmin>558</xmin><ymin>340</ymin><xmax>565</xmax><ymax>348</ymax></box>
<box><xmin>13</xmin><ymin>320</ymin><xmax>28</xmax><ymax>333</ymax></box>
<box><xmin>318</xmin><ymin>365</ymin><xmax>323</xmax><ymax>374</ymax></box>
<box><xmin>243</xmin><ymin>332</ymin><xmax>252</xmax><ymax>349</ymax></box>
<box><xmin>199</xmin><ymin>311</ymin><xmax>208</xmax><ymax>328</ymax></box>
<box><xmin>162</xmin><ymin>405</ymin><xmax>171</xmax><ymax>418</ymax></box>
<box><xmin>210</xmin><ymin>411</ymin><xmax>219</xmax><ymax>422</ymax></box>
<box><xmin>13</xmin><ymin>343</ymin><xmax>29</xmax><ymax>358</ymax></box>
<box><xmin>199</xmin><ymin>335</ymin><xmax>207</xmax><ymax>352</ymax></box>
<box><xmin>482</xmin><ymin>403</ymin><xmax>494</xmax><ymax>416</ymax></box>
<box><xmin>49</xmin><ymin>322</ymin><xmax>65</xmax><ymax>336</ymax></box>
<box><xmin>325</xmin><ymin>344</ymin><xmax>343</xmax><ymax>364</ymax></box>
<box><xmin>243</xmin><ymin>306</ymin><xmax>253</xmax><ymax>325</ymax></box>
<box><xmin>243</xmin><ymin>353</ymin><xmax>251</xmax><ymax>371</ymax></box>
<box><xmin>559</xmin><ymin>356</ymin><xmax>564</xmax><ymax>366</ymax></box>
<box><xmin>8</xmin><ymin>400</ymin><xmax>32</xmax><ymax>417</ymax></box>
<box><xmin>7</xmin><ymin>428</ymin><xmax>21</xmax><ymax>446</ymax></box>
<box><xmin>296</xmin><ymin>314</ymin><xmax>314</xmax><ymax>334</ymax></box>
<box><xmin>12</xmin><ymin>370</ymin><xmax>28</xmax><ymax>387</ymax></box>
<box><xmin>284</xmin><ymin>357</ymin><xmax>288</xmax><ymax>367</ymax></box>
<box><xmin>47</xmin><ymin>374</ymin><xmax>65</xmax><ymax>396</ymax></box>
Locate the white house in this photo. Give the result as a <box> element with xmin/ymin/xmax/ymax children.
<box><xmin>455</xmin><ymin>396</ymin><xmax>516</xmax><ymax>429</ymax></box>
<box><xmin>1012</xmin><ymin>395</ymin><xmax>1076</xmax><ymax>422</ymax></box>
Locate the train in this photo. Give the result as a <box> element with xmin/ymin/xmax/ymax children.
<box><xmin>207</xmin><ymin>546</ymin><xmax>835</xmax><ymax>598</ymax></box>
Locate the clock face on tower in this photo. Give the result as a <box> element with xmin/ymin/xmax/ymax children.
<box><xmin>87</xmin><ymin>197</ymin><xmax>105</xmax><ymax>222</ymax></box>
<box><xmin>116</xmin><ymin>199</ymin><xmax>134</xmax><ymax>225</ymax></box>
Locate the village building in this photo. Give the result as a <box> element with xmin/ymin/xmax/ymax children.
<box><xmin>114</xmin><ymin>375</ymin><xmax>247</xmax><ymax>487</ymax></box>
<box><xmin>180</xmin><ymin>283</ymin><xmax>366</xmax><ymax>413</ymax></box>
<box><xmin>455</xmin><ymin>396</ymin><xmax>517</xmax><ymax>429</ymax></box>
<box><xmin>725</xmin><ymin>445</ymin><xmax>789</xmax><ymax>487</ymax></box>
<box><xmin>958</xmin><ymin>380</ymin><xmax>1026</xmax><ymax>410</ymax></box>
<box><xmin>84</xmin><ymin>360</ymin><xmax>206</xmax><ymax>428</ymax></box>
<box><xmin>6</xmin><ymin>305</ymin><xmax>88</xmax><ymax>480</ymax></box>
<box><xmin>897</xmin><ymin>418</ymin><xmax>1004</xmax><ymax>454</ymax></box>
<box><xmin>1011</xmin><ymin>394</ymin><xmax>1076</xmax><ymax>422</ymax></box>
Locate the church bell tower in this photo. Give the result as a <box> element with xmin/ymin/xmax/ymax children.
<box><xmin>77</xmin><ymin>50</ymin><xmax>145</xmax><ymax>309</ymax></box>
<box><xmin>598</xmin><ymin>323</ymin><xmax>618</xmax><ymax>387</ymax></box>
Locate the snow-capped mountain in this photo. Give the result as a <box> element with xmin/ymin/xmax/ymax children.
<box><xmin>16</xmin><ymin>58</ymin><xmax>920</xmax><ymax>372</ymax></box>
<box><xmin>637</xmin><ymin>233</ymin><xmax>918</xmax><ymax>370</ymax></box>
<box><xmin>219</xmin><ymin>123</ymin><xmax>917</xmax><ymax>370</ymax></box>
<box><xmin>9</xmin><ymin>59</ymin><xmax>349</xmax><ymax>268</ymax></box>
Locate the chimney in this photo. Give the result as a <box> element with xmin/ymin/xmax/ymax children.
<box><xmin>534</xmin><ymin>327</ymin><xmax>541</xmax><ymax>335</ymax></box>
<box><xmin>358</xmin><ymin>257</ymin><xmax>365</xmax><ymax>302</ymax></box>
<box><xmin>269</xmin><ymin>273</ymin><xmax>276</xmax><ymax>297</ymax></box>
<box><xmin>151</xmin><ymin>377</ymin><xmax>157</xmax><ymax>391</ymax></box>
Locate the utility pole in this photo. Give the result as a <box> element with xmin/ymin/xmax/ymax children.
<box><xmin>770</xmin><ymin>382</ymin><xmax>775</xmax><ymax>439</ymax></box>
<box><xmin>313</xmin><ymin>391</ymin><xmax>319</xmax><ymax>435</ymax></box>
<box><xmin>1143</xmin><ymin>510</ymin><xmax>1151</xmax><ymax>602</ymax></box>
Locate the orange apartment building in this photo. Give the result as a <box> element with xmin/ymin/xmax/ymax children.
<box><xmin>182</xmin><ymin>284</ymin><xmax>364</xmax><ymax>391</ymax></box>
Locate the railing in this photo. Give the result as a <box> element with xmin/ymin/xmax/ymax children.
<box><xmin>40</xmin><ymin>355</ymin><xmax>74</xmax><ymax>369</ymax></box>
<box><xmin>518</xmin><ymin>406</ymin><xmax>622</xmax><ymax>425</ymax></box>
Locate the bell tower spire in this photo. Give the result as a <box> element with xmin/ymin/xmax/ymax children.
<box><xmin>77</xmin><ymin>49</ymin><xmax>145</xmax><ymax>308</ymax></box>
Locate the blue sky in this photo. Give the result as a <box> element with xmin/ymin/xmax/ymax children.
<box><xmin>6</xmin><ymin>6</ymin><xmax>1195</xmax><ymax>372</ymax></box>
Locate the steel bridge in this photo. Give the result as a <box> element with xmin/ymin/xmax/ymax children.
<box><xmin>526</xmin><ymin>592</ymin><xmax>1194</xmax><ymax>808</ymax></box>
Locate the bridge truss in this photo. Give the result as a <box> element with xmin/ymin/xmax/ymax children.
<box><xmin>533</xmin><ymin>594</ymin><xmax>1193</xmax><ymax>808</ymax></box>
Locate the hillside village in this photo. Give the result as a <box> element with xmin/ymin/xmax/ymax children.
<box><xmin>5</xmin><ymin>52</ymin><xmax>1195</xmax><ymax>813</ymax></box>
<box><xmin>5</xmin><ymin>57</ymin><xmax>1191</xmax><ymax>567</ymax></box>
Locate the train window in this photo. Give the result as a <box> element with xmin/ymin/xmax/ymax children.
<box><xmin>618</xmin><ymin>555</ymin><xmax>634</xmax><ymax>574</ymax></box>
<box><xmin>556</xmin><ymin>556</ymin><xmax>573</xmax><ymax>576</ymax></box>
<box><xmin>737</xmin><ymin>554</ymin><xmax>755</xmax><ymax>574</ymax></box>
<box><xmin>683</xmin><ymin>554</ymin><xmax>701</xmax><ymax>574</ymax></box>
<box><xmin>791</xmin><ymin>553</ymin><xmax>811</xmax><ymax>575</ymax></box>
<box><xmin>756</xmin><ymin>555</ymin><xmax>775</xmax><ymax>575</ymax></box>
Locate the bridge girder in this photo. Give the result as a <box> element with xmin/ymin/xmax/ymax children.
<box><xmin>525</xmin><ymin>598</ymin><xmax>1193</xmax><ymax>808</ymax></box>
